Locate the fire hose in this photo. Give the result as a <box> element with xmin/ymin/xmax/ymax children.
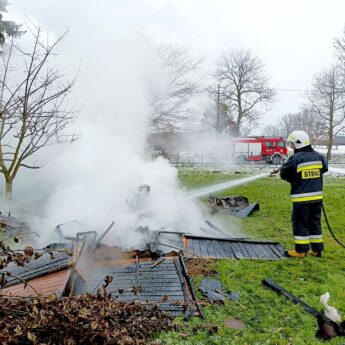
<box><xmin>186</xmin><ymin>169</ymin><xmax>345</xmax><ymax>250</ymax></box>
<box><xmin>321</xmin><ymin>204</ymin><xmax>345</xmax><ymax>250</ymax></box>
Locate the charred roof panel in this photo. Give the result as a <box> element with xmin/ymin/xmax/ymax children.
<box><xmin>183</xmin><ymin>235</ymin><xmax>285</xmax><ymax>260</ymax></box>
<box><xmin>85</xmin><ymin>257</ymin><xmax>198</xmax><ymax>317</ymax></box>
<box><xmin>0</xmin><ymin>251</ymin><xmax>72</xmax><ymax>288</ymax></box>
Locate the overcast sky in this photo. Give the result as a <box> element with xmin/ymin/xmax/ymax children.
<box><xmin>10</xmin><ymin>0</ymin><xmax>345</xmax><ymax>131</ymax></box>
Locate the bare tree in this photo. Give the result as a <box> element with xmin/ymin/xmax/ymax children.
<box><xmin>308</xmin><ymin>65</ymin><xmax>345</xmax><ymax>160</ymax></box>
<box><xmin>279</xmin><ymin>113</ymin><xmax>299</xmax><ymax>138</ymax></box>
<box><xmin>151</xmin><ymin>43</ymin><xmax>202</xmax><ymax>131</ymax></box>
<box><xmin>204</xmin><ymin>98</ymin><xmax>237</xmax><ymax>134</ymax></box>
<box><xmin>298</xmin><ymin>107</ymin><xmax>327</xmax><ymax>145</ymax></box>
<box><xmin>213</xmin><ymin>49</ymin><xmax>275</xmax><ymax>136</ymax></box>
<box><xmin>279</xmin><ymin>109</ymin><xmax>326</xmax><ymax>143</ymax></box>
<box><xmin>261</xmin><ymin>125</ymin><xmax>282</xmax><ymax>137</ymax></box>
<box><xmin>0</xmin><ymin>26</ymin><xmax>77</xmax><ymax>198</ymax></box>
<box><xmin>335</xmin><ymin>26</ymin><xmax>345</xmax><ymax>75</ymax></box>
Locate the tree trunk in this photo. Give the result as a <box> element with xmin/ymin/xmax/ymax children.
<box><xmin>233</xmin><ymin>125</ymin><xmax>240</xmax><ymax>137</ymax></box>
<box><xmin>327</xmin><ymin>129</ymin><xmax>333</xmax><ymax>161</ymax></box>
<box><xmin>5</xmin><ymin>177</ymin><xmax>13</xmax><ymax>200</ymax></box>
<box><xmin>327</xmin><ymin>110</ymin><xmax>334</xmax><ymax>161</ymax></box>
<box><xmin>236</xmin><ymin>94</ymin><xmax>242</xmax><ymax>136</ymax></box>
<box><xmin>235</xmin><ymin>114</ymin><xmax>242</xmax><ymax>137</ymax></box>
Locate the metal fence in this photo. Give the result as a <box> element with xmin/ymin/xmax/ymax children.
<box><xmin>152</xmin><ymin>148</ymin><xmax>344</xmax><ymax>169</ymax></box>
<box><xmin>153</xmin><ymin>151</ymin><xmax>270</xmax><ymax>169</ymax></box>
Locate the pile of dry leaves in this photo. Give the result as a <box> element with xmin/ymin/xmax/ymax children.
<box><xmin>186</xmin><ymin>258</ymin><xmax>217</xmax><ymax>277</ymax></box>
<box><xmin>0</xmin><ymin>292</ymin><xmax>176</xmax><ymax>344</ymax></box>
<box><xmin>0</xmin><ymin>241</ymin><xmax>41</xmax><ymax>272</ymax></box>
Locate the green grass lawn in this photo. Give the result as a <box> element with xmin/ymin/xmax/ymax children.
<box><xmin>157</xmin><ymin>169</ymin><xmax>345</xmax><ymax>345</ymax></box>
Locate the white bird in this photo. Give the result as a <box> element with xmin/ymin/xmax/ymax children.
<box><xmin>320</xmin><ymin>292</ymin><xmax>342</xmax><ymax>323</ymax></box>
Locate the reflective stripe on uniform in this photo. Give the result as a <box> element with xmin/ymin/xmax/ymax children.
<box><xmin>291</xmin><ymin>195</ymin><xmax>323</xmax><ymax>202</ymax></box>
<box><xmin>294</xmin><ymin>236</ymin><xmax>310</xmax><ymax>244</ymax></box>
<box><xmin>297</xmin><ymin>161</ymin><xmax>323</xmax><ymax>169</ymax></box>
<box><xmin>297</xmin><ymin>161</ymin><xmax>323</xmax><ymax>172</ymax></box>
<box><xmin>290</xmin><ymin>191</ymin><xmax>323</xmax><ymax>202</ymax></box>
<box><xmin>310</xmin><ymin>235</ymin><xmax>323</xmax><ymax>243</ymax></box>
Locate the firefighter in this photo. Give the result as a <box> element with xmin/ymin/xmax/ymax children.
<box><xmin>271</xmin><ymin>130</ymin><xmax>328</xmax><ymax>258</ymax></box>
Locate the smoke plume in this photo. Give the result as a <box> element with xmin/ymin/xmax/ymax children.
<box><xmin>0</xmin><ymin>0</ymin><xmax>209</xmax><ymax>249</ymax></box>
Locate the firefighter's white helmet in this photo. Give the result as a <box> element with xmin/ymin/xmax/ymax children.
<box><xmin>287</xmin><ymin>130</ymin><xmax>310</xmax><ymax>149</ymax></box>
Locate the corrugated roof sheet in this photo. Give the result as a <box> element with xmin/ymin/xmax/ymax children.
<box><xmin>183</xmin><ymin>235</ymin><xmax>285</xmax><ymax>260</ymax></box>
<box><xmin>152</xmin><ymin>232</ymin><xmax>285</xmax><ymax>260</ymax></box>
<box><xmin>81</xmin><ymin>257</ymin><xmax>198</xmax><ymax>317</ymax></box>
<box><xmin>0</xmin><ymin>250</ymin><xmax>72</xmax><ymax>288</ymax></box>
<box><xmin>1</xmin><ymin>269</ymin><xmax>70</xmax><ymax>297</ymax></box>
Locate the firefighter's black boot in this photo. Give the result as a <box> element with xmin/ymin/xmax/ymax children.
<box><xmin>309</xmin><ymin>250</ymin><xmax>322</xmax><ymax>257</ymax></box>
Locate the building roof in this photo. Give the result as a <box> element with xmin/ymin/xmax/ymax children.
<box><xmin>1</xmin><ymin>269</ymin><xmax>70</xmax><ymax>297</ymax></box>
<box><xmin>183</xmin><ymin>235</ymin><xmax>285</xmax><ymax>260</ymax></box>
<box><xmin>149</xmin><ymin>230</ymin><xmax>285</xmax><ymax>260</ymax></box>
<box><xmin>0</xmin><ymin>251</ymin><xmax>71</xmax><ymax>288</ymax></box>
<box><xmin>0</xmin><ymin>231</ymin><xmax>285</xmax><ymax>315</ymax></box>
<box><xmin>78</xmin><ymin>256</ymin><xmax>198</xmax><ymax>317</ymax></box>
<box><xmin>0</xmin><ymin>243</ymin><xmax>81</xmax><ymax>298</ymax></box>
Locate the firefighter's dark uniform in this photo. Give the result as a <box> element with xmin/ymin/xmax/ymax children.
<box><xmin>280</xmin><ymin>146</ymin><xmax>328</xmax><ymax>253</ymax></box>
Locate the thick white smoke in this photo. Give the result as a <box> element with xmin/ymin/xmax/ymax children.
<box><xmin>4</xmin><ymin>0</ymin><xmax>206</xmax><ymax>249</ymax></box>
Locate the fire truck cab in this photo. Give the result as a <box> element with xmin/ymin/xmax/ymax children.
<box><xmin>229</xmin><ymin>137</ymin><xmax>287</xmax><ymax>165</ymax></box>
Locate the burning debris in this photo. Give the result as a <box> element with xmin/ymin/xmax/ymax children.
<box><xmin>0</xmin><ymin>292</ymin><xmax>176</xmax><ymax>345</ymax></box>
<box><xmin>208</xmin><ymin>195</ymin><xmax>260</xmax><ymax>218</ymax></box>
<box><xmin>263</xmin><ymin>279</ymin><xmax>345</xmax><ymax>340</ymax></box>
<box><xmin>0</xmin><ymin>214</ymin><xmax>286</xmax><ymax>345</ymax></box>
<box><xmin>0</xmin><ymin>229</ymin><xmax>203</xmax><ymax>317</ymax></box>
<box><xmin>320</xmin><ymin>292</ymin><xmax>342</xmax><ymax>323</ymax></box>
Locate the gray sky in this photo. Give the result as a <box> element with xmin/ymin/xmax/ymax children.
<box><xmin>137</xmin><ymin>0</ymin><xmax>345</xmax><ymax>129</ymax></box>
<box><xmin>10</xmin><ymin>0</ymin><xmax>345</xmax><ymax>131</ymax></box>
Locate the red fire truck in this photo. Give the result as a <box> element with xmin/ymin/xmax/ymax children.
<box><xmin>227</xmin><ymin>137</ymin><xmax>288</xmax><ymax>165</ymax></box>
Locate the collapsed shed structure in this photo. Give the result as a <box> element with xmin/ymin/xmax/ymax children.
<box><xmin>0</xmin><ymin>225</ymin><xmax>285</xmax><ymax>317</ymax></box>
<box><xmin>0</xmin><ymin>238</ymin><xmax>201</xmax><ymax>317</ymax></box>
